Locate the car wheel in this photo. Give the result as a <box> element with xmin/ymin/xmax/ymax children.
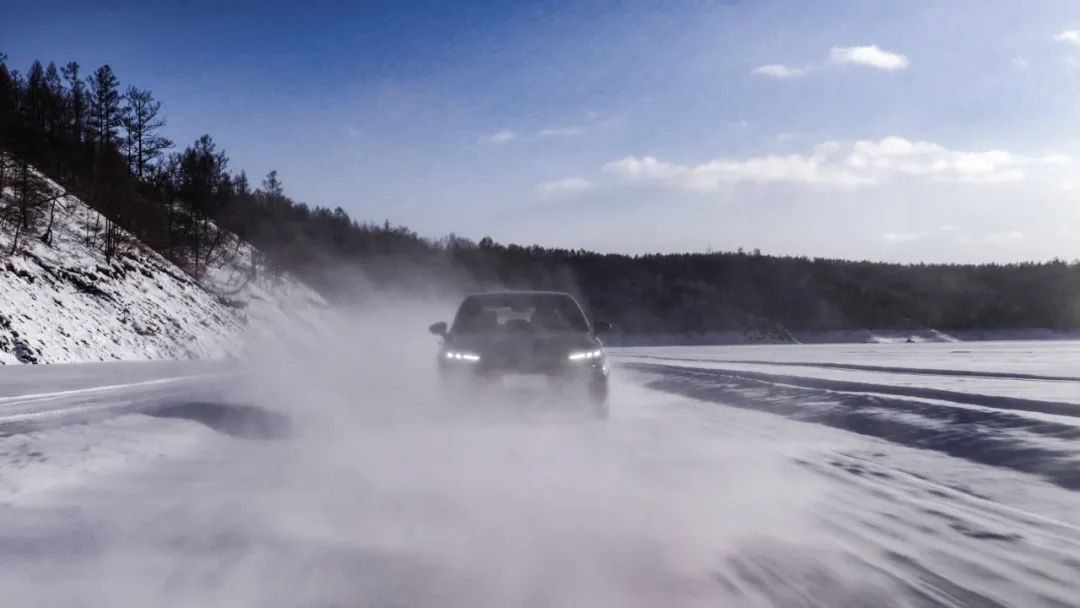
<box><xmin>588</xmin><ymin>379</ymin><xmax>609</xmax><ymax>420</ymax></box>
<box><xmin>439</xmin><ymin>371</ymin><xmax>474</xmax><ymax>405</ymax></box>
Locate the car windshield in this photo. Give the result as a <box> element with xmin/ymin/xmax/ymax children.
<box><xmin>451</xmin><ymin>293</ymin><xmax>590</xmax><ymax>334</ymax></box>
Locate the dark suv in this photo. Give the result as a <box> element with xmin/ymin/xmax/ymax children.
<box><xmin>429</xmin><ymin>291</ymin><xmax>610</xmax><ymax>417</ymax></box>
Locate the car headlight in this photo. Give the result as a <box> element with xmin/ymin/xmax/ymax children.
<box><xmin>444</xmin><ymin>351</ymin><xmax>481</xmax><ymax>362</ymax></box>
<box><xmin>568</xmin><ymin>349</ymin><xmax>603</xmax><ymax>361</ymax></box>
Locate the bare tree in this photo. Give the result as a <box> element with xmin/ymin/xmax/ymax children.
<box><xmin>0</xmin><ymin>149</ymin><xmax>9</xmax><ymax>196</ymax></box>
<box><xmin>39</xmin><ymin>188</ymin><xmax>67</xmax><ymax>246</ymax></box>
<box><xmin>3</xmin><ymin>157</ymin><xmax>49</xmax><ymax>254</ymax></box>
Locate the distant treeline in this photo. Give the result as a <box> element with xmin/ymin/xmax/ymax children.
<box><xmin>3</xmin><ymin>54</ymin><xmax>1080</xmax><ymax>335</ymax></box>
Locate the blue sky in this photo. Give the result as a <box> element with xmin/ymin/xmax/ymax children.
<box><xmin>4</xmin><ymin>0</ymin><xmax>1080</xmax><ymax>262</ymax></box>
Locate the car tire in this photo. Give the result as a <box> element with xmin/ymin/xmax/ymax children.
<box><xmin>588</xmin><ymin>379</ymin><xmax>609</xmax><ymax>420</ymax></box>
<box><xmin>439</xmin><ymin>371</ymin><xmax>473</xmax><ymax>406</ymax></box>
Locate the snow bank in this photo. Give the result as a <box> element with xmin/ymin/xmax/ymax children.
<box><xmin>610</xmin><ymin>327</ymin><xmax>1080</xmax><ymax>347</ymax></box>
<box><xmin>0</xmin><ymin>171</ymin><xmax>325</xmax><ymax>364</ymax></box>
<box><xmin>607</xmin><ymin>326</ymin><xmax>801</xmax><ymax>347</ymax></box>
<box><xmin>948</xmin><ymin>328</ymin><xmax>1080</xmax><ymax>342</ymax></box>
<box><xmin>793</xmin><ymin>328</ymin><xmax>960</xmax><ymax>344</ymax></box>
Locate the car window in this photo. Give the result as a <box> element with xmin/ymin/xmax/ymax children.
<box><xmin>452</xmin><ymin>294</ymin><xmax>589</xmax><ymax>333</ymax></box>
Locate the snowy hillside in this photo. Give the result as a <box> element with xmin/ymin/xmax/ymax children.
<box><xmin>0</xmin><ymin>171</ymin><xmax>325</xmax><ymax>364</ymax></box>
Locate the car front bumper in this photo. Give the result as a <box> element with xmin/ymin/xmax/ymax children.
<box><xmin>439</xmin><ymin>356</ymin><xmax>608</xmax><ymax>385</ymax></box>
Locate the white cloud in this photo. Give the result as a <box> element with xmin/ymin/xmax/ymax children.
<box><xmin>1054</xmin><ymin>30</ymin><xmax>1080</xmax><ymax>46</ymax></box>
<box><xmin>534</xmin><ymin>177</ymin><xmax>593</xmax><ymax>198</ymax></box>
<box><xmin>883</xmin><ymin>232</ymin><xmax>923</xmax><ymax>243</ymax></box>
<box><xmin>846</xmin><ymin>137</ymin><xmax>1069</xmax><ymax>183</ymax></box>
<box><xmin>982</xmin><ymin>231</ymin><xmax>1025</xmax><ymax>245</ymax></box>
<box><xmin>603</xmin><ymin>137</ymin><xmax>1071</xmax><ymax>192</ymax></box>
<box><xmin>886</xmin><ymin>228</ymin><xmax>1023</xmax><ymax>245</ymax></box>
<box><xmin>492</xmin><ymin>114</ymin><xmax>621</xmax><ymax>143</ymax></box>
<box><xmin>603</xmin><ymin>156</ymin><xmax>686</xmax><ymax>181</ymax></box>
<box><xmin>537</xmin><ymin>126</ymin><xmax>585</xmax><ymax>138</ymax></box>
<box><xmin>1011</xmin><ymin>56</ymin><xmax>1030</xmax><ymax>69</ymax></box>
<box><xmin>604</xmin><ymin>150</ymin><xmax>870</xmax><ymax>190</ymax></box>
<box><xmin>752</xmin><ymin>64</ymin><xmax>807</xmax><ymax>79</ymax></box>
<box><xmin>830</xmin><ymin>45</ymin><xmax>910</xmax><ymax>70</ymax></box>
<box><xmin>481</xmin><ymin>130</ymin><xmax>516</xmax><ymax>144</ymax></box>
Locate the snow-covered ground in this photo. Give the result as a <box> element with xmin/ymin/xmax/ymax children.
<box><xmin>0</xmin><ymin>172</ymin><xmax>325</xmax><ymax>364</ymax></box>
<box><xmin>2</xmin><ymin>338</ymin><xmax>1080</xmax><ymax>606</ymax></box>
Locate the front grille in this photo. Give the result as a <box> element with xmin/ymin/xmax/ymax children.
<box><xmin>484</xmin><ymin>349</ymin><xmax>563</xmax><ymax>372</ymax></box>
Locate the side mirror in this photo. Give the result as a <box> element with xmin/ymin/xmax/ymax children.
<box><xmin>429</xmin><ymin>322</ymin><xmax>448</xmax><ymax>337</ymax></box>
<box><xmin>593</xmin><ymin>321</ymin><xmax>613</xmax><ymax>335</ymax></box>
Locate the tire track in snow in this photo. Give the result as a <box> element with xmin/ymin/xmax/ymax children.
<box><xmin>624</xmin><ymin>364</ymin><xmax>1080</xmax><ymax>606</ymax></box>
<box><xmin>0</xmin><ymin>372</ymin><xmax>236</xmax><ymax>436</ymax></box>
<box><xmin>796</xmin><ymin>452</ymin><xmax>1080</xmax><ymax>608</ymax></box>
<box><xmin>626</xmin><ymin>354</ymin><xmax>1080</xmax><ymax>383</ymax></box>
<box><xmin>628</xmin><ymin>362</ymin><xmax>1080</xmax><ymax>419</ymax></box>
<box><xmin>631</xmin><ymin>363</ymin><xmax>1080</xmax><ymax>491</ymax></box>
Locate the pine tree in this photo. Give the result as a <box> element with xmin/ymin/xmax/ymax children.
<box><xmin>122</xmin><ymin>86</ymin><xmax>171</xmax><ymax>179</ymax></box>
<box><xmin>0</xmin><ymin>55</ymin><xmax>13</xmax><ymax>147</ymax></box>
<box><xmin>234</xmin><ymin>170</ymin><xmax>250</xmax><ymax>197</ymax></box>
<box><xmin>61</xmin><ymin>62</ymin><xmax>85</xmax><ymax>143</ymax></box>
<box><xmin>24</xmin><ymin>60</ymin><xmax>47</xmax><ymax>132</ymax></box>
<box><xmin>261</xmin><ymin>169</ymin><xmax>283</xmax><ymax>196</ymax></box>
<box><xmin>81</xmin><ymin>66</ymin><xmax>125</xmax><ymax>262</ymax></box>
<box><xmin>86</xmin><ymin>65</ymin><xmax>121</xmax><ymax>148</ymax></box>
<box><xmin>176</xmin><ymin>135</ymin><xmax>231</xmax><ymax>274</ymax></box>
<box><xmin>43</xmin><ymin>62</ymin><xmax>63</xmax><ymax>136</ymax></box>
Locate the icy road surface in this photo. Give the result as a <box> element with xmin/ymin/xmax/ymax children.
<box><xmin>3</xmin><ymin>342</ymin><xmax>1080</xmax><ymax>607</ymax></box>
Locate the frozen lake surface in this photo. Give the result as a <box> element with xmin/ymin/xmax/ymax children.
<box><xmin>1</xmin><ymin>341</ymin><xmax>1079</xmax><ymax>606</ymax></box>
